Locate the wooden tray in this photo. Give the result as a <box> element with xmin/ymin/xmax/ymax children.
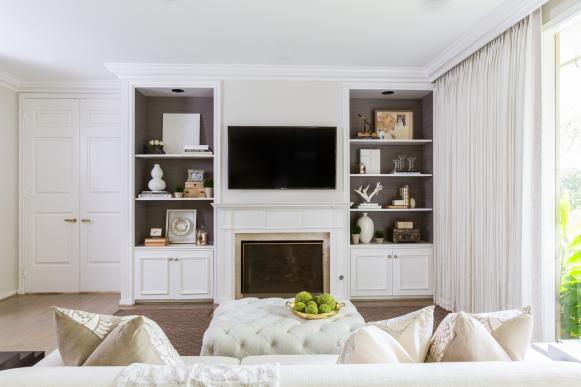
<box><xmin>285</xmin><ymin>301</ymin><xmax>344</xmax><ymax>320</ymax></box>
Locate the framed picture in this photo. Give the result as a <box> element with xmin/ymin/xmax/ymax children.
<box><xmin>165</xmin><ymin>209</ymin><xmax>197</xmax><ymax>244</ymax></box>
<box><xmin>150</xmin><ymin>228</ymin><xmax>162</xmax><ymax>237</ymax></box>
<box><xmin>374</xmin><ymin>110</ymin><xmax>414</xmax><ymax>140</ymax></box>
<box><xmin>162</xmin><ymin>113</ymin><xmax>201</xmax><ymax>154</ymax></box>
<box><xmin>187</xmin><ymin>169</ymin><xmax>205</xmax><ymax>182</ymax></box>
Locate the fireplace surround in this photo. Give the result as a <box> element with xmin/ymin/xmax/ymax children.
<box><xmin>235</xmin><ymin>233</ymin><xmax>330</xmax><ymax>299</ymax></box>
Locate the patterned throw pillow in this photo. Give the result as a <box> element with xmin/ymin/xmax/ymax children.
<box><xmin>337</xmin><ymin>306</ymin><xmax>434</xmax><ymax>363</ymax></box>
<box><xmin>426</xmin><ymin>306</ymin><xmax>533</xmax><ymax>362</ymax></box>
<box><xmin>54</xmin><ymin>307</ymin><xmax>183</xmax><ymax>367</ymax></box>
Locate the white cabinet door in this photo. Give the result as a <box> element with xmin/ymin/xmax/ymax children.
<box><xmin>22</xmin><ymin>99</ymin><xmax>80</xmax><ymax>292</ymax></box>
<box><xmin>173</xmin><ymin>250</ymin><xmax>213</xmax><ymax>300</ymax></box>
<box><xmin>392</xmin><ymin>248</ymin><xmax>433</xmax><ymax>296</ymax></box>
<box><xmin>350</xmin><ymin>248</ymin><xmax>393</xmax><ymax>297</ymax></box>
<box><xmin>134</xmin><ymin>251</ymin><xmax>172</xmax><ymax>300</ymax></box>
<box><xmin>79</xmin><ymin>99</ymin><xmax>123</xmax><ymax>292</ymax></box>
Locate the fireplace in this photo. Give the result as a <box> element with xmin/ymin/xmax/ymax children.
<box><xmin>235</xmin><ymin>233</ymin><xmax>330</xmax><ymax>299</ymax></box>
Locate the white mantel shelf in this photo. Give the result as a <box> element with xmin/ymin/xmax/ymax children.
<box><xmin>350</xmin><ymin>208</ymin><xmax>433</xmax><ymax>212</ymax></box>
<box><xmin>213</xmin><ymin>202</ymin><xmax>353</xmax><ymax>209</ymax></box>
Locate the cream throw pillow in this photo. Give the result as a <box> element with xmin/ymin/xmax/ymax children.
<box><xmin>337</xmin><ymin>306</ymin><xmax>434</xmax><ymax>364</ymax></box>
<box><xmin>54</xmin><ymin>307</ymin><xmax>183</xmax><ymax>367</ymax></box>
<box><xmin>426</xmin><ymin>306</ymin><xmax>533</xmax><ymax>362</ymax></box>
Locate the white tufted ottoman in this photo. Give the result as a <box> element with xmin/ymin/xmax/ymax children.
<box><xmin>201</xmin><ymin>298</ymin><xmax>365</xmax><ymax>359</ymax></box>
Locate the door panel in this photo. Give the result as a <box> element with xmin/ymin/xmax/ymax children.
<box><xmin>79</xmin><ymin>99</ymin><xmax>123</xmax><ymax>291</ymax></box>
<box><xmin>350</xmin><ymin>249</ymin><xmax>392</xmax><ymax>297</ymax></box>
<box><xmin>23</xmin><ymin>99</ymin><xmax>79</xmax><ymax>292</ymax></box>
<box><xmin>174</xmin><ymin>252</ymin><xmax>213</xmax><ymax>299</ymax></box>
<box><xmin>393</xmin><ymin>248</ymin><xmax>433</xmax><ymax>296</ymax></box>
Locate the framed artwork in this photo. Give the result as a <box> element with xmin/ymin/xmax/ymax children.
<box><xmin>162</xmin><ymin>113</ymin><xmax>201</xmax><ymax>154</ymax></box>
<box><xmin>374</xmin><ymin>110</ymin><xmax>414</xmax><ymax>140</ymax></box>
<box><xmin>187</xmin><ymin>169</ymin><xmax>205</xmax><ymax>182</ymax></box>
<box><xmin>165</xmin><ymin>209</ymin><xmax>197</xmax><ymax>244</ymax></box>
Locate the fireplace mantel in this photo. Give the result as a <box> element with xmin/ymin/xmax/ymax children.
<box><xmin>215</xmin><ymin>203</ymin><xmax>350</xmax><ymax>303</ymax></box>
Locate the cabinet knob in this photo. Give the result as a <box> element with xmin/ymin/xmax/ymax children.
<box><xmin>64</xmin><ymin>218</ymin><xmax>77</xmax><ymax>223</ymax></box>
<box><xmin>387</xmin><ymin>255</ymin><xmax>392</xmax><ymax>259</ymax></box>
<box><xmin>81</xmin><ymin>218</ymin><xmax>91</xmax><ymax>223</ymax></box>
<box><xmin>394</xmin><ymin>255</ymin><xmax>398</xmax><ymax>259</ymax></box>
<box><xmin>339</xmin><ymin>275</ymin><xmax>344</xmax><ymax>280</ymax></box>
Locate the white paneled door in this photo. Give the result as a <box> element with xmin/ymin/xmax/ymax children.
<box><xmin>79</xmin><ymin>99</ymin><xmax>123</xmax><ymax>291</ymax></box>
<box><xmin>22</xmin><ymin>97</ymin><xmax>122</xmax><ymax>293</ymax></box>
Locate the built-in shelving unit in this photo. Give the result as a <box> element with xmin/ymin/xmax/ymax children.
<box><xmin>348</xmin><ymin>88</ymin><xmax>434</xmax><ymax>245</ymax></box>
<box><xmin>133</xmin><ymin>86</ymin><xmax>217</xmax><ymax>246</ymax></box>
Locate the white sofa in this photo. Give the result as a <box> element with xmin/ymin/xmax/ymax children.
<box><xmin>1</xmin><ymin>349</ymin><xmax>581</xmax><ymax>386</ymax></box>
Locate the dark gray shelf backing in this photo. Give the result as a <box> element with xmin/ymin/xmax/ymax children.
<box><xmin>134</xmin><ymin>200</ymin><xmax>214</xmax><ymax>245</ymax></box>
<box><xmin>350</xmin><ymin>145</ymin><xmax>432</xmax><ymax>174</ymax></box>
<box><xmin>135</xmin><ymin>158</ymin><xmax>214</xmax><ymax>194</ymax></box>
<box><xmin>350</xmin><ymin>212</ymin><xmax>433</xmax><ymax>243</ymax></box>
<box><xmin>350</xmin><ymin>178</ymin><xmax>432</xmax><ymax>209</ymax></box>
<box><xmin>134</xmin><ymin>91</ymin><xmax>214</xmax><ymax>153</ymax></box>
<box><xmin>350</xmin><ymin>97</ymin><xmax>428</xmax><ymax>139</ymax></box>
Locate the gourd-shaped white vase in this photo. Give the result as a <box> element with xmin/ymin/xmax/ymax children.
<box><xmin>148</xmin><ymin>163</ymin><xmax>166</xmax><ymax>192</ymax></box>
<box><xmin>357</xmin><ymin>212</ymin><xmax>374</xmax><ymax>244</ymax></box>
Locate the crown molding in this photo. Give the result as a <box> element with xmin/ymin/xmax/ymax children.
<box><xmin>18</xmin><ymin>80</ymin><xmax>121</xmax><ymax>94</ymax></box>
<box><xmin>0</xmin><ymin>69</ymin><xmax>21</xmax><ymax>91</ymax></box>
<box><xmin>104</xmin><ymin>63</ymin><xmax>430</xmax><ymax>83</ymax></box>
<box><xmin>425</xmin><ymin>0</ymin><xmax>550</xmax><ymax>81</ymax></box>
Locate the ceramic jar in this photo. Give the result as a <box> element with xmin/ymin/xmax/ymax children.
<box><xmin>148</xmin><ymin>163</ymin><xmax>166</xmax><ymax>192</ymax></box>
<box><xmin>357</xmin><ymin>213</ymin><xmax>374</xmax><ymax>244</ymax></box>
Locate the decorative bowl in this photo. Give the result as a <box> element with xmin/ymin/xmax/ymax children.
<box><xmin>285</xmin><ymin>301</ymin><xmax>344</xmax><ymax>320</ymax></box>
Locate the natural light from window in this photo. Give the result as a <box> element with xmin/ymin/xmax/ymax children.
<box><xmin>558</xmin><ymin>18</ymin><xmax>581</xmax><ymax>340</ymax></box>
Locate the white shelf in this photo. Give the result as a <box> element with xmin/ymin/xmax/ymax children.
<box><xmin>135</xmin><ymin>197</ymin><xmax>213</xmax><ymax>201</ymax></box>
<box><xmin>135</xmin><ymin>153</ymin><xmax>214</xmax><ymax>159</ymax></box>
<box><xmin>350</xmin><ymin>174</ymin><xmax>432</xmax><ymax>177</ymax></box>
<box><xmin>350</xmin><ymin>208</ymin><xmax>433</xmax><ymax>212</ymax></box>
<box><xmin>349</xmin><ymin>139</ymin><xmax>432</xmax><ymax>145</ymax></box>
<box><xmin>351</xmin><ymin>241</ymin><xmax>433</xmax><ymax>248</ymax></box>
<box><xmin>134</xmin><ymin>243</ymin><xmax>215</xmax><ymax>250</ymax></box>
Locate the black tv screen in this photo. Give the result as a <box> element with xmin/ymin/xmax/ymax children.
<box><xmin>228</xmin><ymin>126</ymin><xmax>336</xmax><ymax>189</ymax></box>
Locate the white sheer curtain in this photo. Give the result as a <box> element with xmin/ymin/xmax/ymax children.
<box><xmin>434</xmin><ymin>11</ymin><xmax>544</xmax><ymax>338</ymax></box>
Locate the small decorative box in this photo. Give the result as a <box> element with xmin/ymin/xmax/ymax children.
<box><xmin>393</xmin><ymin>228</ymin><xmax>421</xmax><ymax>243</ymax></box>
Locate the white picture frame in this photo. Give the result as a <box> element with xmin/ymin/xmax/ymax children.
<box><xmin>165</xmin><ymin>209</ymin><xmax>197</xmax><ymax>244</ymax></box>
<box><xmin>360</xmin><ymin>149</ymin><xmax>381</xmax><ymax>174</ymax></box>
<box><xmin>162</xmin><ymin>113</ymin><xmax>201</xmax><ymax>154</ymax></box>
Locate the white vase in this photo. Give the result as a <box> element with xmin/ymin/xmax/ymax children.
<box><xmin>148</xmin><ymin>164</ymin><xmax>166</xmax><ymax>192</ymax></box>
<box><xmin>357</xmin><ymin>213</ymin><xmax>374</xmax><ymax>244</ymax></box>
<box><xmin>410</xmin><ymin>197</ymin><xmax>417</xmax><ymax>208</ymax></box>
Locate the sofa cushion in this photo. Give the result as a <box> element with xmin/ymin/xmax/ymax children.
<box><xmin>83</xmin><ymin>316</ymin><xmax>183</xmax><ymax>366</ymax></box>
<box><xmin>241</xmin><ymin>354</ymin><xmax>339</xmax><ymax>365</ymax></box>
<box><xmin>337</xmin><ymin>306</ymin><xmax>434</xmax><ymax>364</ymax></box>
<box><xmin>53</xmin><ymin>307</ymin><xmax>183</xmax><ymax>367</ymax></box>
<box><xmin>427</xmin><ymin>307</ymin><xmax>533</xmax><ymax>362</ymax></box>
<box><xmin>54</xmin><ymin>306</ymin><xmax>123</xmax><ymax>366</ymax></box>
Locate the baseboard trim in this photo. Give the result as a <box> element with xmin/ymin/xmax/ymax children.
<box><xmin>0</xmin><ymin>289</ymin><xmax>17</xmax><ymax>301</ymax></box>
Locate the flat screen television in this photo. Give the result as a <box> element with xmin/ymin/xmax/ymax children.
<box><xmin>228</xmin><ymin>126</ymin><xmax>336</xmax><ymax>189</ymax></box>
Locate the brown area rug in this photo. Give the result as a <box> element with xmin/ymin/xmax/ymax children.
<box><xmin>116</xmin><ymin>304</ymin><xmax>449</xmax><ymax>356</ymax></box>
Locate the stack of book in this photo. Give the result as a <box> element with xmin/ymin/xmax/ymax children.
<box><xmin>138</xmin><ymin>191</ymin><xmax>172</xmax><ymax>199</ymax></box>
<box><xmin>357</xmin><ymin>202</ymin><xmax>381</xmax><ymax>209</ymax></box>
<box><xmin>185</xmin><ymin>145</ymin><xmax>213</xmax><ymax>156</ymax></box>
<box><xmin>144</xmin><ymin>237</ymin><xmax>169</xmax><ymax>247</ymax></box>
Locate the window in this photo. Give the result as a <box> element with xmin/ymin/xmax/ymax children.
<box><xmin>557</xmin><ymin>19</ymin><xmax>581</xmax><ymax>339</ymax></box>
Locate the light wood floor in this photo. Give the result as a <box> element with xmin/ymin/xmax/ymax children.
<box><xmin>0</xmin><ymin>293</ymin><xmax>433</xmax><ymax>354</ymax></box>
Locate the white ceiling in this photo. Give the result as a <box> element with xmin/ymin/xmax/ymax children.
<box><xmin>0</xmin><ymin>0</ymin><xmax>534</xmax><ymax>83</ymax></box>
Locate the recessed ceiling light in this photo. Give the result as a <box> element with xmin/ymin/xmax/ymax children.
<box><xmin>382</xmin><ymin>91</ymin><xmax>395</xmax><ymax>95</ymax></box>
<box><xmin>171</xmin><ymin>88</ymin><xmax>185</xmax><ymax>93</ymax></box>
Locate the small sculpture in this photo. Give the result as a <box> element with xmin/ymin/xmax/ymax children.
<box><xmin>358</xmin><ymin>113</ymin><xmax>373</xmax><ymax>134</ymax></box>
<box><xmin>354</xmin><ymin>182</ymin><xmax>383</xmax><ymax>203</ymax></box>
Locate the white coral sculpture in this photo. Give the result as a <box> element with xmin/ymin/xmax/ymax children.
<box><xmin>354</xmin><ymin>182</ymin><xmax>383</xmax><ymax>203</ymax></box>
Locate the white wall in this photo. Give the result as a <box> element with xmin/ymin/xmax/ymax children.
<box><xmin>221</xmin><ymin>80</ymin><xmax>346</xmax><ymax>203</ymax></box>
<box><xmin>0</xmin><ymin>84</ymin><xmax>18</xmax><ymax>299</ymax></box>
